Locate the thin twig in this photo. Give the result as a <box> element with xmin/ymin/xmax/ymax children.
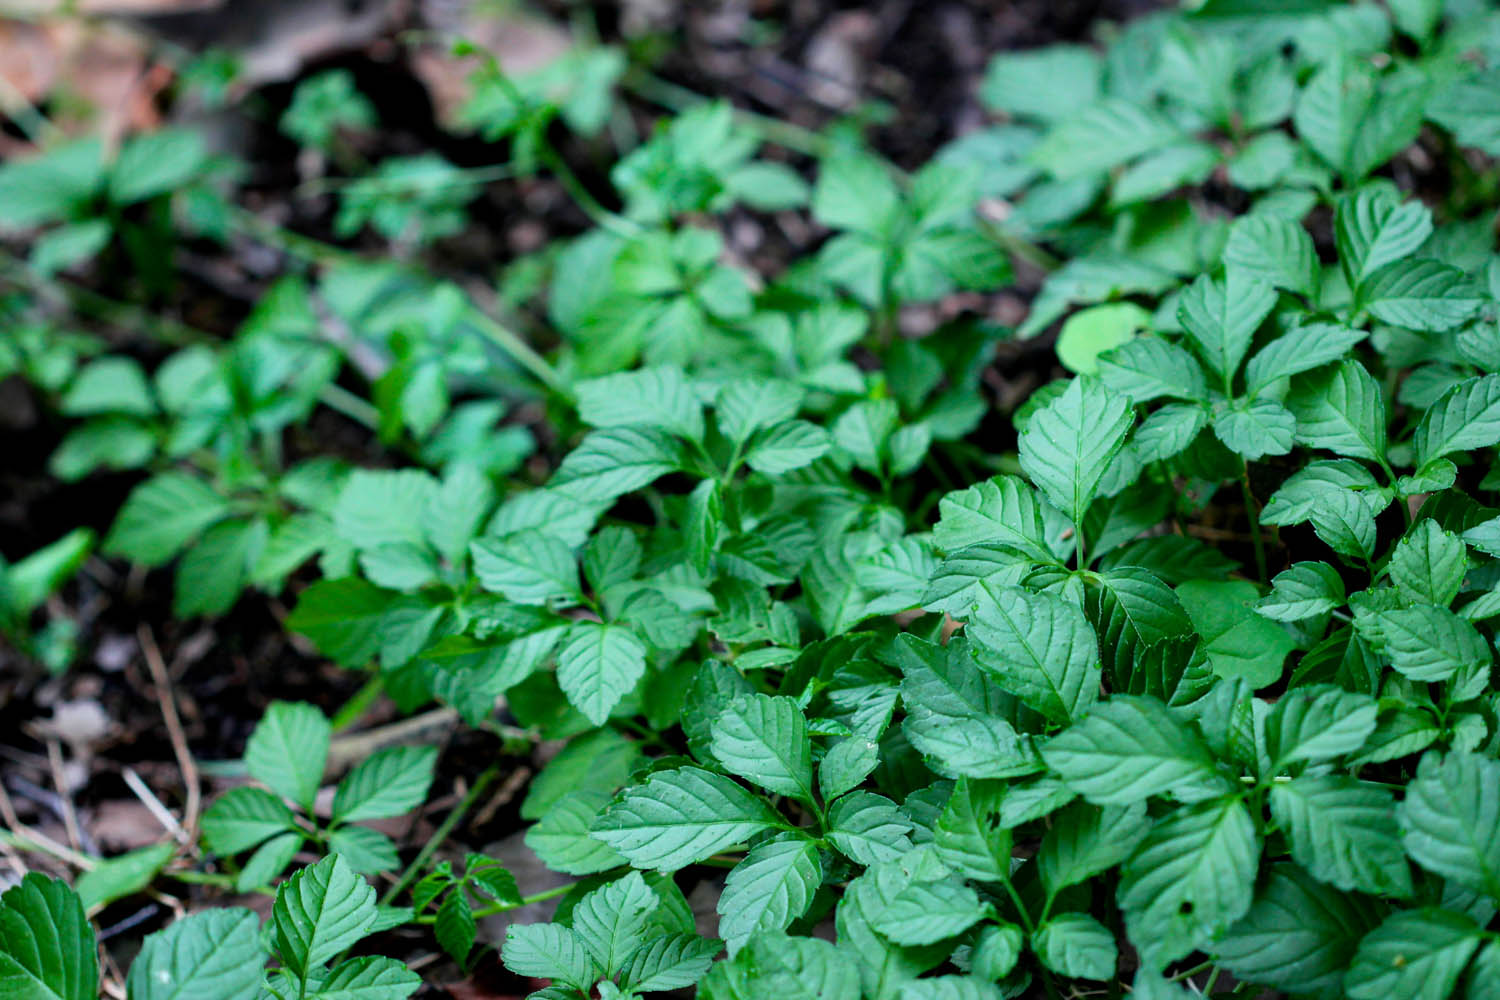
<box><xmin>0</xmin><ymin>782</ymin><xmax>96</xmax><ymax>870</ymax></box>
<box><xmin>122</xmin><ymin>767</ymin><xmax>188</xmax><ymax>845</ymax></box>
<box><xmin>138</xmin><ymin>627</ymin><xmax>202</xmax><ymax>843</ymax></box>
<box><xmin>43</xmin><ymin>739</ymin><xmax>84</xmax><ymax>854</ymax></box>
<box><xmin>381</xmin><ymin>765</ymin><xmax>501</xmax><ymax>906</ymax></box>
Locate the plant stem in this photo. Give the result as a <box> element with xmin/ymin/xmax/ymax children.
<box><xmin>1240</xmin><ymin>468</ymin><xmax>1267</xmax><ymax>582</ymax></box>
<box><xmin>381</xmin><ymin>765</ymin><xmax>501</xmax><ymax>906</ymax></box>
<box><xmin>414</xmin><ymin>881</ymin><xmax>577</xmax><ymax>925</ymax></box>
<box><xmin>329</xmin><ymin>675</ymin><xmax>385</xmax><ymax>732</ymax></box>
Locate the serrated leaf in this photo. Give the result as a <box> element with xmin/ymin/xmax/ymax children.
<box><xmin>1346</xmin><ymin>909</ymin><xmax>1482</xmax><ymax>1000</ymax></box>
<box><xmin>433</xmin><ymin>893</ymin><xmax>476</xmax><ymax>967</ymax></box>
<box><xmin>826</xmin><ymin>791</ymin><xmax>915</xmax><ymax>866</ymax></box>
<box><xmin>1178</xmin><ymin>580</ymin><xmax>1295</xmax><ymax>688</ymax></box>
<box><xmin>717</xmin><ymin>838</ymin><xmax>821</xmax><ymax>955</ymax></box>
<box><xmin>201</xmin><ymin>786</ymin><xmax>298</xmax><ymax>855</ymax></box>
<box><xmin>553</xmin><ymin>426</ymin><xmax>683</xmax><ymax>502</ymax></box>
<box><xmin>1118</xmin><ymin>796</ymin><xmax>1259</xmax><ymax>969</ymax></box>
<box><xmin>1414</xmin><ymin>375</ymin><xmax>1500</xmax><ymax>466</ymax></box>
<box><xmin>1041</xmin><ymin>696</ymin><xmax>1222</xmax><ymax>805</ymax></box>
<box><xmin>285</xmin><ymin>579</ymin><xmax>398</xmax><ymax>667</ymax></box>
<box><xmin>1221</xmin><ymin>216</ymin><xmax>1317</xmax><ymax>298</ymax></box>
<box><xmin>1213</xmin><ymin>864</ymin><xmax>1381</xmax><ymax>999</ymax></box>
<box><xmin>932</xmin><ymin>476</ymin><xmax>1069</xmax><ymax>563</ymax></box>
<box><xmin>1258</xmin><ymin>562</ymin><xmax>1345</xmax><ymax>622</ymax></box>
<box><xmin>745</xmin><ymin>421</ymin><xmax>831</xmax><ymax>475</ymax></box>
<box><xmin>311</xmin><ymin>956</ymin><xmax>420</xmax><ymax>1000</ymax></box>
<box><xmin>104</xmin><ymin>473</ymin><xmax>231</xmax><ymax>566</ymax></box>
<box><xmin>1361</xmin><ymin>259</ymin><xmax>1482</xmax><ymax>332</ymax></box>
<box><xmin>933</xmin><ymin>777</ymin><xmax>1010</xmax><ymax>882</ymax></box>
<box><xmin>1212</xmin><ymin>397</ymin><xmax>1296</xmax><ymax>460</ymax></box>
<box><xmin>571</xmin><ymin>872</ymin><xmax>657</xmax><ymax>977</ymax></box>
<box><xmin>126</xmin><ymin>908</ymin><xmax>265</xmax><ymax>1000</ymax></box>
<box><xmin>967</xmin><ymin>586</ymin><xmax>1101</xmax><ymax>725</ymax></box>
<box><xmin>592</xmin><ymin>767</ymin><xmax>783</xmax><ymax>872</ymax></box>
<box><xmin>470</xmin><ymin>531</ymin><xmax>581</xmax><ymax>606</ymax></box>
<box><xmin>1038</xmin><ymin>800</ymin><xmax>1150</xmax><ymax>896</ymax></box>
<box><xmin>556</xmin><ymin>622</ymin><xmax>648</xmax><ymax>726</ymax></box>
<box><xmin>1398</xmin><ymin>752</ymin><xmax>1500</xmax><ymax>898</ymax></box>
<box><xmin>1335</xmin><ymin>183</ymin><xmax>1433</xmax><ymax>289</ymax></box>
<box><xmin>1270</xmin><ymin>776</ymin><xmax>1412</xmax><ymax>897</ymax></box>
<box><xmin>1017</xmin><ymin>376</ymin><xmax>1134</xmax><ymax>526</ymax></box>
<box><xmin>620</xmin><ymin>933</ymin><xmax>721</xmax><ymax>993</ymax></box>
<box><xmin>1029</xmin><ymin>98</ymin><xmax>1183</xmax><ymax>179</ymax></box>
<box><xmin>1178</xmin><ymin>270</ymin><xmax>1278</xmax><ymax>381</ymax></box>
<box><xmin>1369</xmin><ymin>605</ymin><xmax>1490</xmax><ymax>686</ymax></box>
<box><xmin>1265</xmin><ymin>685</ymin><xmax>1378</xmax><ymax>768</ymax></box>
<box><xmin>1244</xmin><ymin>323</ymin><xmax>1367</xmax><ymax>397</ymax></box>
<box><xmin>270</xmin><ymin>855</ymin><xmax>377</xmax><ymax>979</ymax></box>
<box><xmin>0</xmin><ymin>874</ymin><xmax>98</xmax><ymax>1000</ymax></box>
<box><xmin>503</xmin><ymin>924</ymin><xmax>597</xmax><ymax>993</ymax></box>
<box><xmin>871</xmin><ymin>877</ymin><xmax>990</xmax><ymax>946</ymax></box>
<box><xmin>710</xmin><ymin>694</ymin><xmax>813</xmax><ymax>802</ymax></box>
<box><xmin>332</xmin><ymin>745</ymin><xmax>437</xmax><ymax>824</ymax></box>
<box><xmin>576</xmin><ymin>365</ymin><xmax>704</xmax><ymax>440</ymax></box>
<box><xmin>1287</xmin><ymin>361</ymin><xmax>1388</xmax><ymax>462</ymax></box>
<box><xmin>1097</xmin><ymin>337</ymin><xmax>1208</xmax><ymax>404</ymax></box>
<box><xmin>245</xmin><ymin>701</ymin><xmax>330</xmax><ymax>812</ymax></box>
<box><xmin>1389</xmin><ymin>520</ymin><xmax>1467</xmax><ymax>607</ymax></box>
<box><xmin>526</xmin><ymin>792</ymin><xmax>627</xmax><ymax>876</ymax></box>
<box><xmin>1032</xmin><ymin>913</ymin><xmax>1116</xmax><ymax>980</ymax></box>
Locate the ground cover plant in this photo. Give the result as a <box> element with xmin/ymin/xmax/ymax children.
<box><xmin>2</xmin><ymin>0</ymin><xmax>1500</xmax><ymax>997</ymax></box>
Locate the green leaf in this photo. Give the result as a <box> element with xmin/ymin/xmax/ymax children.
<box><xmin>326</xmin><ymin>826</ymin><xmax>397</xmax><ymax>876</ymax></box>
<box><xmin>108</xmin><ymin>128</ymin><xmax>208</xmax><ymax>204</ymax></box>
<box><xmin>1368</xmin><ymin>605</ymin><xmax>1490</xmax><ymax>686</ymax></box>
<box><xmin>576</xmin><ymin>365</ymin><xmax>704</xmax><ymax>440</ymax></box>
<box><xmin>1415</xmin><ymin>375</ymin><xmax>1500</xmax><ymax>466</ymax></box>
<box><xmin>332</xmin><ymin>745</ymin><xmax>437</xmax><ymax>823</ymax></box>
<box><xmin>1361</xmin><ymin>259</ymin><xmax>1482</xmax><ymax>332</ymax></box>
<box><xmin>1041</xmin><ymin>696</ymin><xmax>1222</xmax><ymax>805</ymax></box>
<box><xmin>332</xmin><ymin>470</ymin><xmax>435</xmax><ymax>551</ymax></box>
<box><xmin>285</xmin><ymin>579</ymin><xmax>398</xmax><ymax>667</ymax></box>
<box><xmin>684</xmin><ymin>479</ymin><xmax>722</xmax><ymax>576</ymax></box>
<box><xmin>1038</xmin><ymin>800</ymin><xmax>1150</xmax><ymax>896</ymax></box>
<box><xmin>1287</xmin><ymin>360</ymin><xmax>1389</xmax><ymax>463</ymax></box>
<box><xmin>0</xmin><ymin>874</ymin><xmax>98</xmax><ymax>1000</ymax></box>
<box><xmin>812</xmin><ymin>152</ymin><xmax>900</xmax><ymax>235</ymax></box>
<box><xmin>471</xmin><ymin>531</ymin><xmax>582</xmax><ymax>606</ymax></box>
<box><xmin>702</xmin><ymin>933</ymin><xmax>858</xmax><ymax>1000</ymax></box>
<box><xmin>1398</xmin><ymin>752</ymin><xmax>1500</xmax><ymax>898</ymax></box>
<box><xmin>174</xmin><ymin>518</ymin><xmax>264</xmax><ymax>617</ymax></box>
<box><xmin>717</xmin><ymin>838</ymin><xmax>821</xmax><ymax>955</ymax></box>
<box><xmin>1032</xmin><ymin>913</ymin><xmax>1116</xmax><ymax>981</ymax></box>
<box><xmin>825</xmin><ymin>791</ymin><xmax>915</xmax><ymax>866</ymax></box>
<box><xmin>716</xmin><ymin>378</ymin><xmax>805</xmax><ymax>445</ymax></box>
<box><xmin>1212</xmin><ymin>397</ymin><xmax>1296</xmax><ymax>461</ymax></box>
<box><xmin>1213</xmin><ymin>864</ymin><xmax>1381</xmax><ymax>999</ymax></box>
<box><xmin>1428</xmin><ymin>67</ymin><xmax>1500</xmax><ymax>155</ymax></box>
<box><xmin>1177</xmin><ymin>269</ymin><xmax>1278</xmax><ymax>384</ymax></box>
<box><xmin>1055</xmin><ymin>303</ymin><xmax>1149</xmax><ymax>376</ymax></box>
<box><xmin>1389</xmin><ymin>520</ymin><xmax>1467</xmax><ymax>607</ymax></box>
<box><xmin>1221</xmin><ymin>216</ymin><xmax>1318</xmax><ymax>297</ymax></box>
<box><xmin>270</xmin><ymin>856</ymin><xmax>377</xmax><ymax>979</ymax></box>
<box><xmin>1257</xmin><ymin>562</ymin><xmax>1345</xmax><ymax>622</ymax></box>
<box><xmin>981</xmin><ymin>46</ymin><xmax>1101</xmax><ymax>122</ymax></box>
<box><xmin>892</xmin><ymin>635</ymin><xmax>1043</xmax><ymax>780</ymax></box>
<box><xmin>75</xmin><ymin>842</ymin><xmax>175</xmax><ymax>911</ymax></box>
<box><xmin>620</xmin><ymin>933</ymin><xmax>721</xmax><ymax>993</ymax></box>
<box><xmin>932</xmin><ymin>475</ymin><xmax>1069</xmax><ymax>563</ymax></box>
<box><xmin>1118</xmin><ymin>797</ymin><xmax>1260</xmax><ymax>968</ymax></box>
<box><xmin>1243</xmin><ymin>323</ymin><xmax>1367</xmax><ymax>397</ymax></box>
<box><xmin>571</xmin><ymin>872</ymin><xmax>657</xmax><ymax>977</ymax></box>
<box><xmin>1029</xmin><ymin>98</ymin><xmax>1182</xmax><ymax>179</ymax></box>
<box><xmin>1017</xmin><ymin>376</ymin><xmax>1134</xmax><ymax>526</ymax></box>
<box><xmin>710</xmin><ymin>694</ymin><xmax>814</xmax><ymax>802</ymax></box>
<box><xmin>1335</xmin><ymin>183</ymin><xmax>1433</xmax><ymax>289</ymax></box>
<box><xmin>0</xmin><ymin>138</ymin><xmax>103</xmax><ymax>228</ymax></box>
<box><xmin>745</xmin><ymin>421</ymin><xmax>831</xmax><ymax>475</ymax></box>
<box><xmin>872</xmin><ymin>875</ymin><xmax>991</xmax><ymax>947</ymax></box>
<box><xmin>556</xmin><ymin>622</ymin><xmax>648</xmax><ymax>726</ymax></box>
<box><xmin>553</xmin><ymin>427</ymin><xmax>683</xmax><ymax>502</ymax></box>
<box><xmin>1097</xmin><ymin>337</ymin><xmax>1208</xmax><ymax>404</ymax></box>
<box><xmin>933</xmin><ymin>777</ymin><xmax>1010</xmax><ymax>882</ymax></box>
<box><xmin>312</xmin><ymin>956</ymin><xmax>421</xmax><ymax>999</ymax></box>
<box><xmin>1270</xmin><ymin>776</ymin><xmax>1412</xmax><ymax>897</ymax></box>
<box><xmin>526</xmin><ymin>792</ymin><xmax>627</xmax><ymax>876</ymax></box>
<box><xmin>1109</xmin><ymin>142</ymin><xmax>1219</xmax><ymax>207</ymax></box>
<box><xmin>967</xmin><ymin>586</ymin><xmax>1101</xmax><ymax>725</ymax></box>
<box><xmin>3</xmin><ymin>529</ymin><xmax>94</xmax><ymax>616</ymax></box>
<box><xmin>126</xmin><ymin>908</ymin><xmax>266</xmax><ymax>1000</ymax></box>
<box><xmin>592</xmin><ymin>767</ymin><xmax>783</xmax><ymax>872</ymax></box>
<box><xmin>1265</xmin><ymin>685</ymin><xmax>1378</xmax><ymax>768</ymax></box>
<box><xmin>201</xmin><ymin>786</ymin><xmax>298</xmax><ymax>854</ymax></box>
<box><xmin>104</xmin><ymin>473</ymin><xmax>231</xmax><ymax>566</ymax></box>
<box><xmin>1346</xmin><ymin>909</ymin><xmax>1482</xmax><ymax>1000</ymax></box>
<box><xmin>60</xmin><ymin>357</ymin><xmax>154</xmax><ymax>417</ymax></box>
<box><xmin>245</xmin><ymin>701</ymin><xmax>330</xmax><ymax>812</ymax></box>
<box><xmin>1178</xmin><ymin>580</ymin><xmax>1295</xmax><ymax>688</ymax></box>
<box><xmin>503</xmin><ymin>924</ymin><xmax>597</xmax><ymax>993</ymax></box>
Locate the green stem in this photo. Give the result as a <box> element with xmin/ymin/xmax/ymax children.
<box><xmin>537</xmin><ymin>144</ymin><xmax>640</xmax><ymax>239</ymax></box>
<box><xmin>414</xmin><ymin>881</ymin><xmax>577</xmax><ymax>925</ymax></box>
<box><xmin>1241</xmin><ymin>468</ymin><xmax>1268</xmax><ymax>583</ymax></box>
<box><xmin>380</xmin><ymin>766</ymin><xmax>501</xmax><ymax>906</ymax></box>
<box><xmin>329</xmin><ymin>675</ymin><xmax>384</xmax><ymax>732</ymax></box>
